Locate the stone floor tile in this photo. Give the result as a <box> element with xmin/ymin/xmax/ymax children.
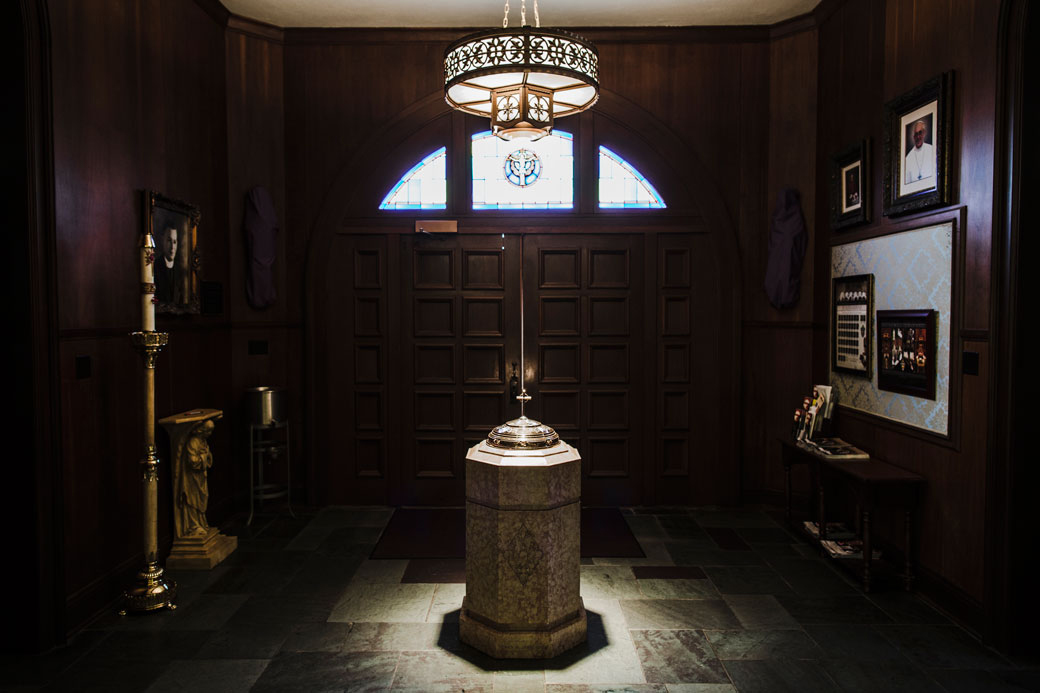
<box><xmin>735</xmin><ymin>527</ymin><xmax>797</xmax><ymax>543</ymax></box>
<box><xmin>543</xmin><ymin>598</ymin><xmax>646</xmax><ymax>685</ymax></box>
<box><xmin>494</xmin><ymin>669</ymin><xmax>547</xmax><ymax>692</ymax></box>
<box><xmin>637</xmin><ymin>578</ymin><xmax>719</xmax><ymax>600</ymax></box>
<box><xmin>81</xmin><ymin>629</ymin><xmax>209</xmax><ymax>662</ymax></box>
<box><xmin>581</xmin><ymin>565</ymin><xmax>643</xmax><ymax>600</ymax></box>
<box><xmin>819</xmin><ymin>658</ymin><xmax>944</xmax><ymax>692</ymax></box>
<box><xmin>283</xmin><ymin>523</ymin><xmax>334</xmax><ymax>551</ymax></box>
<box><xmin>194</xmin><ymin>622</ymin><xmax>292</xmax><ymax>659</ymax></box>
<box><xmin>45</xmin><ymin>659</ymin><xmax>169</xmax><ymax>693</ymax></box>
<box><xmin>160</xmin><ymin>594</ymin><xmax>249</xmax><ymax>632</ymax></box>
<box><xmin>144</xmin><ymin>658</ymin><xmax>269</xmax><ymax>693</ymax></box>
<box><xmin>592</xmin><ymin>540</ymin><xmax>674</xmax><ymax>566</ymax></box>
<box><xmin>927</xmin><ymin>668</ymin><xmax>1040</xmax><ymax>692</ymax></box>
<box><xmin>352</xmin><ymin>558</ymin><xmax>410</xmax><ymax>583</ymax></box>
<box><xmin>765</xmin><ymin>557</ymin><xmax>858</xmax><ymax>596</ymax></box>
<box><xmin>867</xmin><ymin>591</ymin><xmax>949</xmax><ymax>625</ymax></box>
<box><xmin>427</xmin><ymin>582</ymin><xmax>466</xmax><ymax>623</ymax></box>
<box><xmin>702</xmin><ymin>566</ymin><xmax>793</xmax><ymax>596</ymax></box>
<box><xmin>226</xmin><ymin>593</ymin><xmax>335</xmax><ymax>627</ymax></box>
<box><xmin>402</xmin><ymin>558</ymin><xmax>466</xmax><ymax>583</ymax></box>
<box><xmin>774</xmin><ymin>594</ymin><xmax>893</xmax><ymax>625</ymax></box>
<box><xmin>202</xmin><ymin>560</ymin><xmax>304</xmax><ymax>595</ymax></box>
<box><xmin>804</xmin><ymin>624</ymin><xmax>911</xmax><ymax>661</ymax></box>
<box><xmin>280</xmin><ymin>554</ymin><xmax>364</xmax><ymax>598</ymax></box>
<box><xmin>252</xmin><ymin>650</ymin><xmax>398</xmax><ymax>692</ymax></box>
<box><xmin>619</xmin><ymin>600</ymin><xmax>740</xmax><ymax>630</ymax></box>
<box><xmin>310</xmin><ymin>506</ymin><xmax>394</xmax><ymax>528</ymax></box>
<box><xmin>341</xmin><ymin>622</ymin><xmax>448</xmax><ymax>652</ymax></box>
<box><xmin>704</xmin><ymin>629</ymin><xmax>821</xmax><ymax>660</ymax></box>
<box><xmin>630</xmin><ymin>630</ymin><xmax>729</xmax><ymax>684</ymax></box>
<box><xmin>280</xmin><ymin>622</ymin><xmax>354</xmax><ymax>653</ymax></box>
<box><xmin>722</xmin><ymin>658</ymin><xmax>838</xmax><ymax>692</ymax></box>
<box><xmin>0</xmin><ymin>630</ymin><xmax>109</xmax><ymax>687</ymax></box>
<box><xmin>545</xmin><ymin>685</ymin><xmax>667</xmax><ymax>692</ymax></box>
<box><xmin>625</xmin><ymin>515</ymin><xmax>669</xmax><ymax>541</ymax></box>
<box><xmin>876</xmin><ymin>624</ymin><xmax>1015</xmax><ymax>669</ymax></box>
<box><xmin>691</xmin><ymin>510</ymin><xmax>778</xmax><ymax>529</ymax></box>
<box><xmin>664</xmin><ymin>545</ymin><xmax>765</xmax><ymax>568</ymax></box>
<box><xmin>316</xmin><ymin>526</ymin><xmax>384</xmax><ymax>556</ymax></box>
<box><xmin>721</xmin><ymin>595</ymin><xmax>800</xmax><ymax>630</ymax></box>
<box><xmin>328</xmin><ymin>582</ymin><xmax>437</xmax><ymax>623</ymax></box>
<box><xmin>391</xmin><ymin>649</ymin><xmax>494</xmax><ymax>691</ymax></box>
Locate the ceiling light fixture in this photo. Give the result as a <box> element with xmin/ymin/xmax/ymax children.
<box><xmin>444</xmin><ymin>0</ymin><xmax>599</xmax><ymax>141</ymax></box>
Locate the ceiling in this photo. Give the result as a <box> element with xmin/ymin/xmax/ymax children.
<box><xmin>221</xmin><ymin>0</ymin><xmax>820</xmax><ymax>29</ymax></box>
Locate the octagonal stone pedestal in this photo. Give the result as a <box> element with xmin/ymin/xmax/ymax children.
<box><xmin>460</xmin><ymin>439</ymin><xmax>586</xmax><ymax>659</ymax></box>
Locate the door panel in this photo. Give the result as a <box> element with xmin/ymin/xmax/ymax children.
<box><xmin>331</xmin><ymin>230</ymin><xmax>711</xmax><ymax>507</ymax></box>
<box><xmin>525</xmin><ymin>234</ymin><xmax>645</xmax><ymax>506</ymax></box>
<box><xmin>400</xmin><ymin>233</ymin><xmax>521</xmax><ymax>505</ymax></box>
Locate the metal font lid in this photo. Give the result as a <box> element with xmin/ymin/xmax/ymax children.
<box><xmin>486</xmin><ymin>415</ymin><xmax>560</xmax><ymax>449</ymax></box>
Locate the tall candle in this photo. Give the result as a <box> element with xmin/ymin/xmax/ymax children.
<box><xmin>141</xmin><ymin>232</ymin><xmax>156</xmax><ymax>332</ymax></box>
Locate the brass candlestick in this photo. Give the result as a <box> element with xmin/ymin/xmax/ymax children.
<box><xmin>120</xmin><ymin>330</ymin><xmax>177</xmax><ymax>615</ymax></box>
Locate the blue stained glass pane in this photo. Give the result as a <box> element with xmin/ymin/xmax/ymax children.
<box><xmin>472</xmin><ymin>131</ymin><xmax>574</xmax><ymax>210</ymax></box>
<box><xmin>598</xmin><ymin>146</ymin><xmax>666</xmax><ymax>209</ymax></box>
<box><xmin>379</xmin><ymin>147</ymin><xmax>447</xmax><ymax>210</ymax></box>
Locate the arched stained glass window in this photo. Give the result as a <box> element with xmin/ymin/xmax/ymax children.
<box><xmin>472</xmin><ymin>131</ymin><xmax>573</xmax><ymax>210</ymax></box>
<box><xmin>598</xmin><ymin>146</ymin><xmax>666</xmax><ymax>209</ymax></box>
<box><xmin>379</xmin><ymin>147</ymin><xmax>447</xmax><ymax>210</ymax></box>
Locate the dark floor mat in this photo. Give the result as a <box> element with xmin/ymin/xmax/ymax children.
<box><xmin>370</xmin><ymin>507</ymin><xmax>644</xmax><ymax>559</ymax></box>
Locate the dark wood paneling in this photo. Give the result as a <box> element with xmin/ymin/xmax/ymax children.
<box><xmin>48</xmin><ymin>0</ymin><xmax>235</xmax><ymax>631</ymax></box>
<box><xmin>799</xmin><ymin>0</ymin><xmax>1002</xmax><ymax>615</ymax></box>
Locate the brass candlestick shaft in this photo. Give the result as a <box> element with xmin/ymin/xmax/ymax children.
<box><xmin>120</xmin><ymin>331</ymin><xmax>177</xmax><ymax>615</ymax></box>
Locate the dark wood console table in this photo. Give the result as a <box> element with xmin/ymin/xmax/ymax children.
<box><xmin>779</xmin><ymin>439</ymin><xmax>925</xmax><ymax>592</ymax></box>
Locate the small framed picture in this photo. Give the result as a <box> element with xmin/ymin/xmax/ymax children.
<box><xmin>882</xmin><ymin>72</ymin><xmax>953</xmax><ymax>216</ymax></box>
<box><xmin>832</xmin><ymin>274</ymin><xmax>873</xmax><ymax>377</ymax></box>
<box><xmin>876</xmin><ymin>309</ymin><xmax>937</xmax><ymax>399</ymax></box>
<box><xmin>830</xmin><ymin>140</ymin><xmax>869</xmax><ymax>230</ymax></box>
<box><xmin>148</xmin><ymin>190</ymin><xmax>201</xmax><ymax>315</ymax></box>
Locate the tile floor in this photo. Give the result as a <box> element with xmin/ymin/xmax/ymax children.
<box><xmin>2</xmin><ymin>506</ymin><xmax>1038</xmax><ymax>692</ymax></box>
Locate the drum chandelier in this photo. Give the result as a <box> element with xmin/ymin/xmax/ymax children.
<box><xmin>444</xmin><ymin>0</ymin><xmax>599</xmax><ymax>141</ymax></box>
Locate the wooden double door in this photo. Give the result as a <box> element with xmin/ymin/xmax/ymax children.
<box><xmin>334</xmin><ymin>230</ymin><xmax>708</xmax><ymax>507</ymax></box>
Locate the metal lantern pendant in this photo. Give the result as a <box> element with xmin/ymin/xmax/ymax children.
<box><xmin>445</xmin><ymin>1</ymin><xmax>599</xmax><ymax>141</ymax></box>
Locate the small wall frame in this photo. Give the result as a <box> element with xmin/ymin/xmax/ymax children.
<box><xmin>830</xmin><ymin>140</ymin><xmax>870</xmax><ymax>230</ymax></box>
<box><xmin>148</xmin><ymin>190</ymin><xmax>201</xmax><ymax>315</ymax></box>
<box><xmin>876</xmin><ymin>309</ymin><xmax>937</xmax><ymax>400</ymax></box>
<box><xmin>882</xmin><ymin>72</ymin><xmax>954</xmax><ymax>217</ymax></box>
<box><xmin>832</xmin><ymin>274</ymin><xmax>873</xmax><ymax>378</ymax></box>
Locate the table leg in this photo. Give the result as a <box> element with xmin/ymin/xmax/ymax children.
<box><xmin>784</xmin><ymin>461</ymin><xmax>792</xmax><ymax>528</ymax></box>
<box><xmin>862</xmin><ymin>508</ymin><xmax>872</xmax><ymax>593</ymax></box>
<box><xmin>818</xmin><ymin>480</ymin><xmax>827</xmax><ymax>542</ymax></box>
<box><xmin>904</xmin><ymin>510</ymin><xmax>914</xmax><ymax>591</ymax></box>
<box><xmin>247</xmin><ymin>424</ymin><xmax>255</xmax><ymax>526</ymax></box>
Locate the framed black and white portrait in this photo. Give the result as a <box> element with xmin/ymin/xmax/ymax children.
<box><xmin>148</xmin><ymin>190</ymin><xmax>201</xmax><ymax>315</ymax></box>
<box><xmin>882</xmin><ymin>72</ymin><xmax>953</xmax><ymax>216</ymax></box>
<box><xmin>830</xmin><ymin>140</ymin><xmax>869</xmax><ymax>230</ymax></box>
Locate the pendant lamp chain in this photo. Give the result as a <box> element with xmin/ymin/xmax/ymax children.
<box><xmin>503</xmin><ymin>0</ymin><xmax>540</xmax><ymax>28</ymax></box>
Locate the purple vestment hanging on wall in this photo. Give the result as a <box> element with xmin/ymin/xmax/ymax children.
<box><xmin>764</xmin><ymin>187</ymin><xmax>808</xmax><ymax>309</ymax></box>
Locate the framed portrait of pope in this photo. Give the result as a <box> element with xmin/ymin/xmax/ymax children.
<box><xmin>882</xmin><ymin>72</ymin><xmax>953</xmax><ymax>217</ymax></box>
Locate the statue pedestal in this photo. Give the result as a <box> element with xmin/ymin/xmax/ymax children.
<box><xmin>167</xmin><ymin>527</ymin><xmax>238</xmax><ymax>570</ymax></box>
<box><xmin>460</xmin><ymin>439</ymin><xmax>586</xmax><ymax>659</ymax></box>
<box><xmin>159</xmin><ymin>408</ymin><xmax>237</xmax><ymax>570</ymax></box>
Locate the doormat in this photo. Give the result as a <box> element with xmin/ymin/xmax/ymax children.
<box><xmin>370</xmin><ymin>507</ymin><xmax>645</xmax><ymax>559</ymax></box>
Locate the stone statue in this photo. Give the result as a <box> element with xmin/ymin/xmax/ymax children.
<box><xmin>178</xmin><ymin>419</ymin><xmax>214</xmax><ymax>536</ymax></box>
<box><xmin>159</xmin><ymin>409</ymin><xmax>237</xmax><ymax>569</ymax></box>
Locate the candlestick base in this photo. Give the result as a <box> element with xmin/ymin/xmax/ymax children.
<box><xmin>118</xmin><ymin>562</ymin><xmax>177</xmax><ymax>615</ymax></box>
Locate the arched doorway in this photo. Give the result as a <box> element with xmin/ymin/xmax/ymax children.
<box><xmin>305</xmin><ymin>91</ymin><xmax>742</xmax><ymax>508</ymax></box>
